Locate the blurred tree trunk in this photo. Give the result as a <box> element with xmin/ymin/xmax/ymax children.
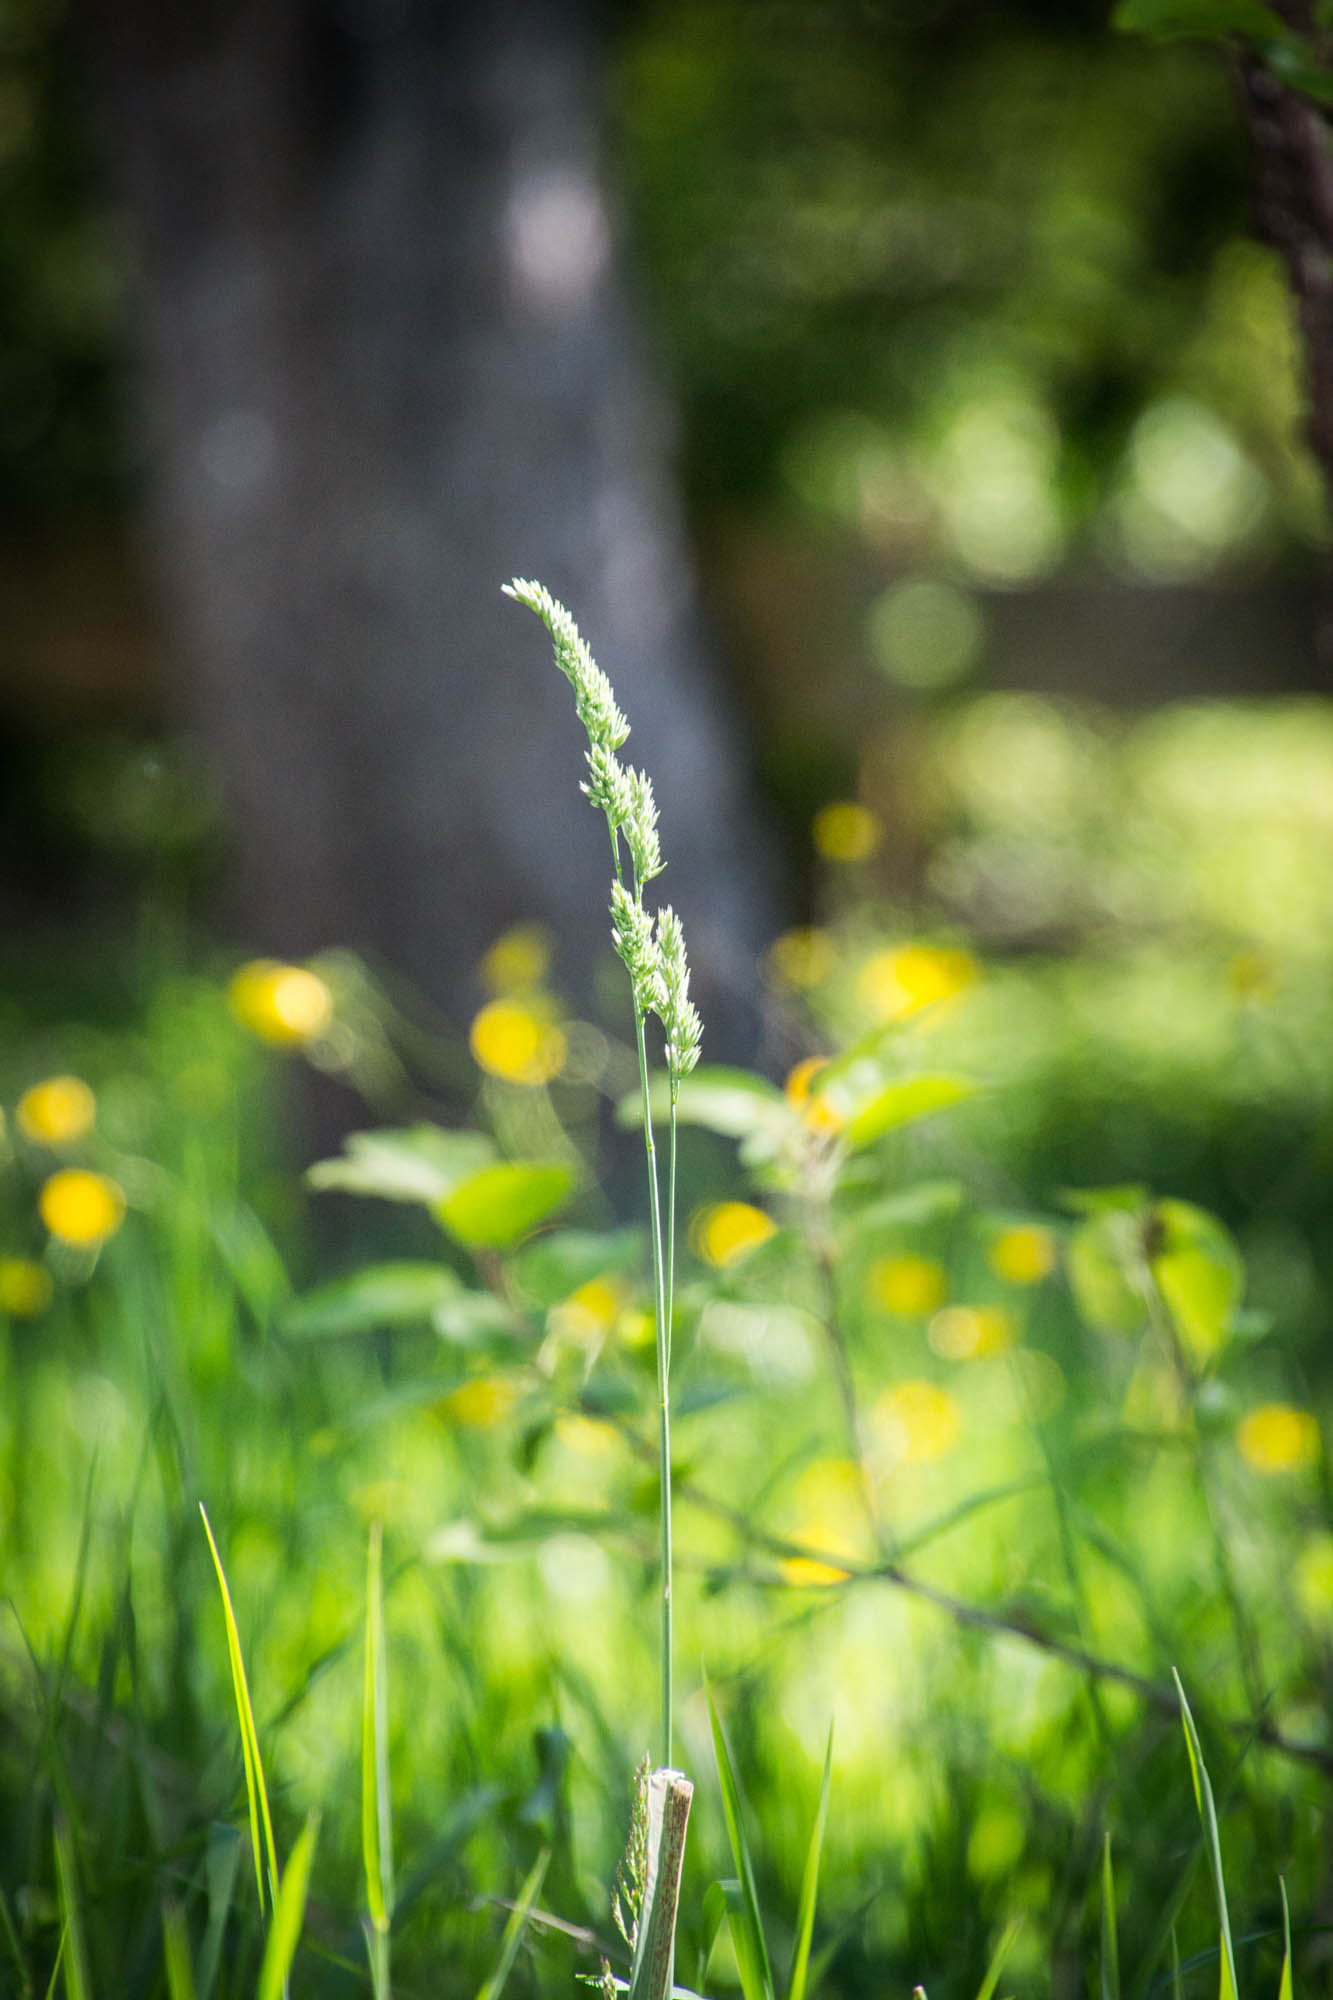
<box><xmin>77</xmin><ymin>0</ymin><xmax>777</xmax><ymax>1046</ymax></box>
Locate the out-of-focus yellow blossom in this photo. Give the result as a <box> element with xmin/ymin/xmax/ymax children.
<box><xmin>40</xmin><ymin>1169</ymin><xmax>126</xmax><ymax>1249</ymax></box>
<box><xmin>691</xmin><ymin>1201</ymin><xmax>778</xmax><ymax>1268</ymax></box>
<box><xmin>548</xmin><ymin>1276</ymin><xmax>624</xmax><ymax>1347</ymax></box>
<box><xmin>856</xmin><ymin>942</ymin><xmax>977</xmax><ymax>1025</ymax></box>
<box><xmin>1227</xmin><ymin>949</ymin><xmax>1276</xmax><ymax>1004</ymax></box>
<box><xmin>618</xmin><ymin>1305</ymin><xmax>656</xmax><ymax>1350</ymax></box>
<box><xmin>767</xmin><ymin>927</ymin><xmax>837</xmax><ymax>991</ymax></box>
<box><xmin>439</xmin><ymin>1375</ymin><xmax>520</xmax><ymax>1427</ymax></box>
<box><xmin>928</xmin><ymin>1305</ymin><xmax>1014</xmax><ymax>1361</ymax></box>
<box><xmin>779</xmin><ymin>1458</ymin><xmax>867</xmax><ymax>1586</ymax></box>
<box><xmin>812</xmin><ymin>801</ymin><xmax>881</xmax><ymax>863</ymax></box>
<box><xmin>0</xmin><ymin>1258</ymin><xmax>53</xmax><ymax>1317</ymax></box>
<box><xmin>784</xmin><ymin>1056</ymin><xmax>845</xmax><ymax>1134</ymax></box>
<box><xmin>469</xmin><ymin>998</ymin><xmax>567</xmax><ymax>1085</ymax></box>
<box><xmin>874</xmin><ymin>1380</ymin><xmax>961</xmax><ymax>1464</ymax></box>
<box><xmin>229</xmin><ymin>960</ymin><xmax>333</xmax><ymax>1045</ymax></box>
<box><xmin>481</xmin><ymin>924</ymin><xmax>552</xmax><ymax>995</ymax></box>
<box><xmin>988</xmin><ymin>1225</ymin><xmax>1057</xmax><ymax>1286</ymax></box>
<box><xmin>554</xmin><ymin>1412</ymin><xmax>618</xmax><ymax>1458</ymax></box>
<box><xmin>1236</xmin><ymin>1402</ymin><xmax>1319</xmax><ymax>1473</ymax></box>
<box><xmin>1295</xmin><ymin>1534</ymin><xmax>1333</xmax><ymax>1630</ymax></box>
<box><xmin>17</xmin><ymin>1076</ymin><xmax>96</xmax><ymax>1146</ymax></box>
<box><xmin>869</xmin><ymin>1253</ymin><xmax>946</xmax><ymax>1318</ymax></box>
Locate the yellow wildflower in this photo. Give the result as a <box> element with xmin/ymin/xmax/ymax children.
<box><xmin>874</xmin><ymin>1380</ymin><xmax>961</xmax><ymax>1464</ymax></box>
<box><xmin>548</xmin><ymin>1276</ymin><xmax>624</xmax><ymax>1347</ymax></box>
<box><xmin>778</xmin><ymin>1458</ymin><xmax>867</xmax><ymax>1586</ymax></box>
<box><xmin>928</xmin><ymin>1304</ymin><xmax>1014</xmax><ymax>1361</ymax></box>
<box><xmin>480</xmin><ymin>924</ymin><xmax>552</xmax><ymax>995</ymax></box>
<box><xmin>856</xmin><ymin>943</ymin><xmax>977</xmax><ymax>1025</ymax></box>
<box><xmin>439</xmin><ymin>1375</ymin><xmax>520</xmax><ymax>1427</ymax></box>
<box><xmin>40</xmin><ymin>1169</ymin><xmax>125</xmax><ymax>1249</ymax></box>
<box><xmin>767</xmin><ymin>927</ymin><xmax>837</xmax><ymax>991</ymax></box>
<box><xmin>0</xmin><ymin>1258</ymin><xmax>53</xmax><ymax>1317</ymax></box>
<box><xmin>229</xmin><ymin>960</ymin><xmax>333</xmax><ymax>1045</ymax></box>
<box><xmin>812</xmin><ymin>801</ymin><xmax>881</xmax><ymax>863</ymax></box>
<box><xmin>691</xmin><ymin>1201</ymin><xmax>778</xmax><ymax>1268</ymax></box>
<box><xmin>469</xmin><ymin>998</ymin><xmax>566</xmax><ymax>1085</ymax></box>
<box><xmin>1236</xmin><ymin>1402</ymin><xmax>1319</xmax><ymax>1474</ymax></box>
<box><xmin>17</xmin><ymin>1076</ymin><xmax>96</xmax><ymax>1147</ymax></box>
<box><xmin>784</xmin><ymin>1056</ymin><xmax>844</xmax><ymax>1134</ymax></box>
<box><xmin>869</xmin><ymin>1253</ymin><xmax>946</xmax><ymax>1318</ymax></box>
<box><xmin>988</xmin><ymin>1225</ymin><xmax>1057</xmax><ymax>1286</ymax></box>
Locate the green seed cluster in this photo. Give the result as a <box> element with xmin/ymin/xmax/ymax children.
<box><xmin>504</xmin><ymin>579</ymin><xmax>701</xmax><ymax>1083</ymax></box>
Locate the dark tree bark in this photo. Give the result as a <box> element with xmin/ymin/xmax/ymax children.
<box><xmin>77</xmin><ymin>0</ymin><xmax>778</xmax><ymax>1045</ymax></box>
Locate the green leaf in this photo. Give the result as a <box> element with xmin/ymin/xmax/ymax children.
<box><xmin>308</xmin><ymin>1126</ymin><xmax>495</xmax><ymax>1205</ymax></box>
<box><xmin>975</xmin><ymin>1917</ymin><xmax>1023</xmax><ymax>2000</ymax></box>
<box><xmin>1150</xmin><ymin>1201</ymin><xmax>1244</xmax><ymax>1364</ymax></box>
<box><xmin>1101</xmin><ymin>1833</ymin><xmax>1120</xmax><ymax>2000</ymax></box>
<box><xmin>1113</xmin><ymin>0</ymin><xmax>1290</xmax><ymax>40</ymax></box>
<box><xmin>362</xmin><ymin>1523</ymin><xmax>394</xmax><ymax>1937</ymax></box>
<box><xmin>196</xmin><ymin>1823</ymin><xmax>242</xmax><ymax>2000</ymax></box>
<box><xmin>1067</xmin><ymin>1211</ymin><xmax>1146</xmax><ymax>1335</ymax></box>
<box><xmin>705</xmin><ymin>1676</ymin><xmax>775</xmax><ymax>2000</ymax></box>
<box><xmin>619</xmin><ymin>1067</ymin><xmax>790</xmax><ymax>1140</ymax></box>
<box><xmin>1174</xmin><ymin>1671</ymin><xmax>1239</xmax><ymax>2000</ymax></box>
<box><xmin>283</xmin><ymin>1262</ymin><xmax>461</xmax><ymax>1338</ymax></box>
<box><xmin>700</xmin><ymin>1880</ymin><xmax>733</xmax><ymax>1989</ymax></box>
<box><xmin>52</xmin><ymin>1818</ymin><xmax>89</xmax><ymax>2000</ymax></box>
<box><xmin>510</xmin><ymin>1227</ymin><xmax>645</xmax><ymax>1306</ymax></box>
<box><xmin>256</xmin><ymin>1811</ymin><xmax>319</xmax><ymax>2000</ymax></box>
<box><xmin>1278</xmin><ymin>1876</ymin><xmax>1293</xmax><ymax>2000</ymax></box>
<box><xmin>473</xmin><ymin>1848</ymin><xmax>551</xmax><ymax>2000</ymax></box>
<box><xmin>843</xmin><ymin>1075</ymin><xmax>973</xmax><ymax>1150</ymax></box>
<box><xmin>161</xmin><ymin>1904</ymin><xmax>196</xmax><ymax>2000</ymax></box>
<box><xmin>788</xmin><ymin>1725</ymin><xmax>833</xmax><ymax>2000</ymax></box>
<box><xmin>836</xmin><ymin>1181</ymin><xmax>965</xmax><ymax>1240</ymax></box>
<box><xmin>436</xmin><ymin>1162</ymin><xmax>575</xmax><ymax>1251</ymax></box>
<box><xmin>199</xmin><ymin>1504</ymin><xmax>279</xmax><ymax>1918</ymax></box>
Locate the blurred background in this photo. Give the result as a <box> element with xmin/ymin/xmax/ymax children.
<box><xmin>4</xmin><ymin>0</ymin><xmax>1328</xmax><ymax>1029</ymax></box>
<box><xmin>8</xmin><ymin>5</ymin><xmax>1333</xmax><ymax>1994</ymax></box>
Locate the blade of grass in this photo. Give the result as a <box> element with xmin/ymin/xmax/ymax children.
<box><xmin>1173</xmin><ymin>1670</ymin><xmax>1239</xmax><ymax>2000</ymax></box>
<box><xmin>1278</xmin><ymin>1878</ymin><xmax>1293</xmax><ymax>2000</ymax></box>
<box><xmin>473</xmin><ymin>1848</ymin><xmax>551</xmax><ymax>2000</ymax></box>
<box><xmin>1102</xmin><ymin>1833</ymin><xmax>1121</xmax><ymax>2000</ymax></box>
<box><xmin>0</xmin><ymin>1887</ymin><xmax>31</xmax><ymax>2000</ymax></box>
<box><xmin>196</xmin><ymin>1822</ymin><xmax>242</xmax><ymax>2000</ymax></box>
<box><xmin>52</xmin><ymin>1817</ymin><xmax>90</xmax><ymax>2000</ymax></box>
<box><xmin>704</xmin><ymin>1675</ymin><xmax>775</xmax><ymax>2000</ymax></box>
<box><xmin>1171</xmin><ymin>1925</ymin><xmax>1183</xmax><ymax>2000</ymax></box>
<box><xmin>975</xmin><ymin>1916</ymin><xmax>1023</xmax><ymax>2000</ymax></box>
<box><xmin>362</xmin><ymin>1521</ymin><xmax>394</xmax><ymax>1941</ymax></box>
<box><xmin>161</xmin><ymin>1904</ymin><xmax>197</xmax><ymax>2000</ymax></box>
<box><xmin>199</xmin><ymin>1503</ymin><xmax>280</xmax><ymax>1917</ymax></box>
<box><xmin>256</xmin><ymin>1810</ymin><xmax>319</xmax><ymax>2000</ymax></box>
<box><xmin>42</xmin><ymin>1934</ymin><xmax>64</xmax><ymax>2000</ymax></box>
<box><xmin>789</xmin><ymin>1725</ymin><xmax>833</xmax><ymax>2000</ymax></box>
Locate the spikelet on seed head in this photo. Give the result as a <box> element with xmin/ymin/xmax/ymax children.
<box><xmin>655</xmin><ymin>905</ymin><xmax>702</xmax><ymax>1080</ymax></box>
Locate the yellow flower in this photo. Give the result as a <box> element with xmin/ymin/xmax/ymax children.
<box><xmin>548</xmin><ymin>1276</ymin><xmax>625</xmax><ymax>1347</ymax></box>
<box><xmin>229</xmin><ymin>961</ymin><xmax>333</xmax><ymax>1045</ymax></box>
<box><xmin>1236</xmin><ymin>1402</ymin><xmax>1319</xmax><ymax>1474</ymax></box>
<box><xmin>784</xmin><ymin>1056</ymin><xmax>844</xmax><ymax>1134</ymax></box>
<box><xmin>17</xmin><ymin>1076</ymin><xmax>96</xmax><ymax>1147</ymax></box>
<box><xmin>438</xmin><ymin>1375</ymin><xmax>520</xmax><ymax>1427</ymax></box>
<box><xmin>767</xmin><ymin>927</ymin><xmax>837</xmax><ymax>991</ymax></box>
<box><xmin>855</xmin><ymin>943</ymin><xmax>977</xmax><ymax>1025</ymax></box>
<box><xmin>874</xmin><ymin>1380</ymin><xmax>961</xmax><ymax>1464</ymax></box>
<box><xmin>469</xmin><ymin>998</ymin><xmax>566</xmax><ymax>1085</ymax></box>
<box><xmin>868</xmin><ymin>1253</ymin><xmax>946</xmax><ymax>1318</ymax></box>
<box><xmin>39</xmin><ymin>1169</ymin><xmax>126</xmax><ymax>1249</ymax></box>
<box><xmin>691</xmin><ymin>1201</ymin><xmax>779</xmax><ymax>1268</ymax></box>
<box><xmin>812</xmin><ymin>801</ymin><xmax>881</xmax><ymax>863</ymax></box>
<box><xmin>0</xmin><ymin>1258</ymin><xmax>53</xmax><ymax>1317</ymax></box>
<box><xmin>988</xmin><ymin>1225</ymin><xmax>1057</xmax><ymax>1286</ymax></box>
<box><xmin>928</xmin><ymin>1305</ymin><xmax>1014</xmax><ymax>1361</ymax></box>
<box><xmin>481</xmin><ymin>924</ymin><xmax>552</xmax><ymax>995</ymax></box>
<box><xmin>778</xmin><ymin>1458</ymin><xmax>867</xmax><ymax>1586</ymax></box>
